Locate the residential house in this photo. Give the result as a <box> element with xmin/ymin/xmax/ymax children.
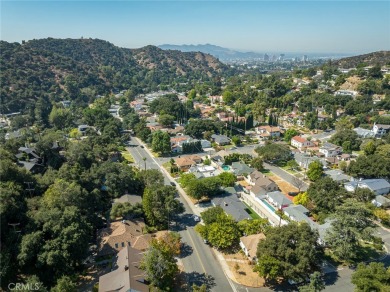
<box><xmin>345</xmin><ymin>179</ymin><xmax>390</xmax><ymax>196</ymax></box>
<box><xmin>283</xmin><ymin>205</ymin><xmax>332</xmax><ymax>245</ymax></box>
<box><xmin>319</xmin><ymin>142</ymin><xmax>342</xmax><ymax>158</ymax></box>
<box><xmin>211</xmin><ymin>150</ymin><xmax>230</xmax><ymax>163</ymax></box>
<box><xmin>293</xmin><ymin>152</ymin><xmax>325</xmax><ymax>169</ymax></box>
<box><xmin>324</xmin><ymin>169</ymin><xmax>351</xmax><ymax>183</ymax></box>
<box><xmin>98</xmin><ymin>220</ymin><xmax>152</xmax><ymax>256</ymax></box>
<box><xmin>373</xmin><ymin>123</ymin><xmax>390</xmax><ymax>137</ymax></box>
<box><xmin>78</xmin><ymin>124</ymin><xmax>90</xmax><ymax>134</ymax></box>
<box><xmin>354</xmin><ymin>127</ymin><xmax>376</xmax><ymax>138</ymax></box>
<box><xmin>255</xmin><ymin>125</ymin><xmax>282</xmax><ymax>139</ymax></box>
<box><xmin>209</xmin><ymin>95</ymin><xmax>223</xmax><ymax>104</ymax></box>
<box><xmin>247</xmin><ymin>170</ymin><xmax>278</xmax><ymax>190</ymax></box>
<box><xmin>60</xmin><ymin>100</ymin><xmax>71</xmax><ymax>108</ymax></box>
<box><xmin>372</xmin><ymin>195</ymin><xmax>390</xmax><ymax>208</ymax></box>
<box><xmin>17</xmin><ymin>161</ymin><xmax>45</xmax><ymax>174</ymax></box>
<box><xmin>266</xmin><ymin>191</ymin><xmax>292</xmax><ymax>209</ymax></box>
<box><xmin>283</xmin><ymin>205</ymin><xmax>314</xmax><ymax>226</ymax></box>
<box><xmin>188</xmin><ymin>165</ymin><xmax>219</xmax><ymax>178</ymax></box>
<box><xmin>211</xmin><ymin>194</ymin><xmax>251</xmax><ymax>222</ymax></box>
<box><xmin>334</xmin><ymin>90</ymin><xmax>357</xmax><ymax>97</ymax></box>
<box><xmin>317</xmin><ymin>113</ymin><xmax>329</xmax><ymax>122</ymax></box>
<box><xmin>5</xmin><ymin>130</ymin><xmax>23</xmax><ymax>140</ymax></box>
<box><xmin>98</xmin><ymin>246</ymin><xmax>148</xmax><ymax>292</ymax></box>
<box><xmin>170</xmin><ymin>135</ymin><xmax>191</xmax><ymax>153</ymax></box>
<box><xmin>200</xmin><ymin>139</ymin><xmax>212</xmax><ymax>149</ymax></box>
<box><xmin>166</xmin><ymin>126</ymin><xmax>185</xmax><ymax>135</ymax></box>
<box><xmin>186</xmin><ymin>155</ymin><xmax>202</xmax><ymax>164</ymax></box>
<box><xmin>16</xmin><ymin>147</ymin><xmax>45</xmax><ymax>174</ymax></box>
<box><xmin>240</xmin><ymin>234</ymin><xmax>265</xmax><ymax>260</ymax></box>
<box><xmin>175</xmin><ymin>157</ymin><xmax>197</xmax><ymax>171</ymax></box>
<box><xmin>211</xmin><ymin>134</ymin><xmax>231</xmax><ymax>146</ymax></box>
<box><xmin>231</xmin><ymin>162</ymin><xmax>254</xmax><ymax>176</ymax></box>
<box><xmin>291</xmin><ymin>136</ymin><xmax>314</xmax><ymax>150</ymax></box>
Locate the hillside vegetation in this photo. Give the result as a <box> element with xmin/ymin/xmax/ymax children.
<box><xmin>332</xmin><ymin>51</ymin><xmax>390</xmax><ymax>68</ymax></box>
<box><xmin>0</xmin><ymin>38</ymin><xmax>228</xmax><ymax>114</ymax></box>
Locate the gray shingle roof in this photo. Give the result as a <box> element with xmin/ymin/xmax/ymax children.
<box><xmin>267</xmin><ymin>191</ymin><xmax>292</xmax><ymax>207</ymax></box>
<box><xmin>211</xmin><ymin>194</ymin><xmax>251</xmax><ymax>221</ymax></box>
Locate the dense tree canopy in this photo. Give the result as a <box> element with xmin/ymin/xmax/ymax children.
<box><xmin>255</xmin><ymin>223</ymin><xmax>324</xmax><ymax>283</ymax></box>
<box><xmin>255</xmin><ymin>142</ymin><xmax>291</xmax><ymax>162</ymax></box>
<box><xmin>326</xmin><ymin>200</ymin><xmax>375</xmax><ymax>262</ymax></box>
<box><xmin>351</xmin><ymin>262</ymin><xmax>390</xmax><ymax>292</ymax></box>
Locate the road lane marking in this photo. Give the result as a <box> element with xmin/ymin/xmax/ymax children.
<box><xmin>186</xmin><ymin>229</ymin><xmax>207</xmax><ymax>275</ymax></box>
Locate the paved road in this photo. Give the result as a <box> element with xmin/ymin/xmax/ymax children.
<box><xmin>126</xmin><ymin>140</ymin><xmax>390</xmax><ymax>292</ymax></box>
<box><xmin>126</xmin><ymin>138</ymin><xmax>236</xmax><ymax>292</ymax></box>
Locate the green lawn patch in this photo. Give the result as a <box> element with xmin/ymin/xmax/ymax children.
<box><xmin>280</xmin><ymin>165</ymin><xmax>299</xmax><ymax>174</ymax></box>
<box><xmin>260</xmin><ymin>169</ymin><xmax>274</xmax><ymax>177</ymax></box>
<box><xmin>243</xmin><ymin>202</ymin><xmax>261</xmax><ymax>219</ymax></box>
<box><xmin>121</xmin><ymin>151</ymin><xmax>134</xmax><ymax>163</ymax></box>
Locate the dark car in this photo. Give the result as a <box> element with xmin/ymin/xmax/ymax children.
<box><xmin>140</xmin><ymin>145</ymin><xmax>144</xmax><ymax>148</ymax></box>
<box><xmin>170</xmin><ymin>182</ymin><xmax>176</xmax><ymax>186</ymax></box>
<box><xmin>288</xmin><ymin>191</ymin><xmax>300</xmax><ymax>196</ymax></box>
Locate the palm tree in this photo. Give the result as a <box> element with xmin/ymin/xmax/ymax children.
<box><xmin>142</xmin><ymin>157</ymin><xmax>147</xmax><ymax>170</ymax></box>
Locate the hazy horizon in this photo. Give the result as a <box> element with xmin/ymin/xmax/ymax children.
<box><xmin>1</xmin><ymin>1</ymin><xmax>389</xmax><ymax>55</ymax></box>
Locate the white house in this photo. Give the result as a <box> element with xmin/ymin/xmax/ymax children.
<box><xmin>373</xmin><ymin>123</ymin><xmax>390</xmax><ymax>137</ymax></box>
<box><xmin>372</xmin><ymin>195</ymin><xmax>390</xmax><ymax>208</ymax></box>
<box><xmin>255</xmin><ymin>125</ymin><xmax>281</xmax><ymax>139</ymax></box>
<box><xmin>344</xmin><ymin>179</ymin><xmax>390</xmax><ymax>196</ymax></box>
<box><xmin>291</xmin><ymin>136</ymin><xmax>314</xmax><ymax>149</ymax></box>
<box><xmin>334</xmin><ymin>90</ymin><xmax>357</xmax><ymax>97</ymax></box>
<box><xmin>319</xmin><ymin>142</ymin><xmax>342</xmax><ymax>158</ymax></box>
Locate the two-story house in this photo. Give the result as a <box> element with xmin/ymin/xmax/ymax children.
<box><xmin>291</xmin><ymin>136</ymin><xmax>314</xmax><ymax>150</ymax></box>
<box><xmin>255</xmin><ymin>125</ymin><xmax>282</xmax><ymax>140</ymax></box>
<box><xmin>319</xmin><ymin>142</ymin><xmax>342</xmax><ymax>158</ymax></box>
<box><xmin>373</xmin><ymin>123</ymin><xmax>390</xmax><ymax>137</ymax></box>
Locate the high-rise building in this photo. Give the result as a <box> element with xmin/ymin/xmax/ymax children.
<box><xmin>263</xmin><ymin>53</ymin><xmax>269</xmax><ymax>62</ymax></box>
<box><xmin>278</xmin><ymin>54</ymin><xmax>285</xmax><ymax>61</ymax></box>
<box><xmin>302</xmin><ymin>55</ymin><xmax>308</xmax><ymax>62</ymax></box>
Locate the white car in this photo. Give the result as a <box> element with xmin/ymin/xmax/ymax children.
<box><xmin>194</xmin><ymin>215</ymin><xmax>200</xmax><ymax>222</ymax></box>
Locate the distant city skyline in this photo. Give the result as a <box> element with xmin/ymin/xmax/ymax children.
<box><xmin>1</xmin><ymin>1</ymin><xmax>389</xmax><ymax>54</ymax></box>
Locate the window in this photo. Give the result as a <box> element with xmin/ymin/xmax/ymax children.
<box><xmin>115</xmin><ymin>243</ymin><xmax>118</xmax><ymax>248</ymax></box>
<box><xmin>121</xmin><ymin>242</ymin><xmax>125</xmax><ymax>247</ymax></box>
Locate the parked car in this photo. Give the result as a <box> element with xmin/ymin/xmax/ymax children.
<box><xmin>288</xmin><ymin>191</ymin><xmax>300</xmax><ymax>196</ymax></box>
<box><xmin>193</xmin><ymin>215</ymin><xmax>200</xmax><ymax>222</ymax></box>
<box><xmin>140</xmin><ymin>145</ymin><xmax>144</xmax><ymax>148</ymax></box>
<box><xmin>170</xmin><ymin>182</ymin><xmax>176</xmax><ymax>186</ymax></box>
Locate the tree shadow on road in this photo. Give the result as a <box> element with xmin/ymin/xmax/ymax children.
<box><xmin>174</xmin><ymin>213</ymin><xmax>198</xmax><ymax>231</ymax></box>
<box><xmin>179</xmin><ymin>243</ymin><xmax>193</xmax><ymax>259</ymax></box>
<box><xmin>323</xmin><ymin>271</ymin><xmax>339</xmax><ymax>286</ymax></box>
<box><xmin>177</xmin><ymin>271</ymin><xmax>216</xmax><ymax>291</ymax></box>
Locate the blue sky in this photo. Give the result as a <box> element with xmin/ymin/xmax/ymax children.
<box><xmin>1</xmin><ymin>1</ymin><xmax>389</xmax><ymax>54</ymax></box>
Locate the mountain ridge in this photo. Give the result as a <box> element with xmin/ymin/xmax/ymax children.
<box><xmin>158</xmin><ymin>44</ymin><xmax>264</xmax><ymax>61</ymax></box>
<box><xmin>0</xmin><ymin>38</ymin><xmax>228</xmax><ymax>114</ymax></box>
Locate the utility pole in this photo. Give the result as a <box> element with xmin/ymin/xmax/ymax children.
<box><xmin>8</xmin><ymin>223</ymin><xmax>20</xmax><ymax>232</ymax></box>
<box><xmin>24</xmin><ymin>181</ymin><xmax>35</xmax><ymax>197</ymax></box>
